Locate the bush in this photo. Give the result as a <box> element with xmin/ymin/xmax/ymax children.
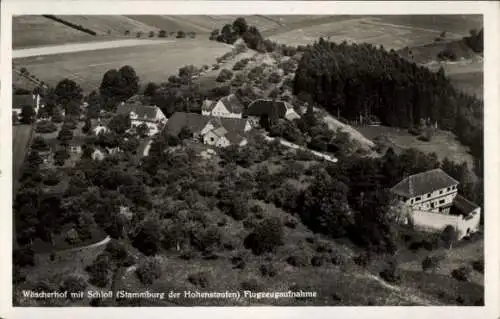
<box><xmin>187</xmin><ymin>272</ymin><xmax>210</xmax><ymax>288</ymax></box>
<box><xmin>176</xmin><ymin>30</ymin><xmax>186</xmax><ymax>39</ymax></box>
<box><xmin>158</xmin><ymin>30</ymin><xmax>167</xmax><ymax>38</ymax></box>
<box><xmin>62</xmin><ymin>120</ymin><xmax>77</xmax><ymax>130</ymax></box>
<box><xmin>35</xmin><ymin>120</ymin><xmax>58</xmax><ymax>133</ymax></box>
<box><xmin>61</xmin><ymin>275</ymin><xmax>88</xmax><ymax>296</ymax></box>
<box><xmin>259</xmin><ymin>263</ymin><xmax>277</xmax><ymax>277</ymax></box>
<box><xmin>251</xmin><ymin>204</ymin><xmax>265</xmax><ymax>219</ymax></box>
<box><xmin>353</xmin><ymin>251</ymin><xmax>372</xmax><ymax>268</ymax></box>
<box><xmin>51</xmin><ymin>112</ymin><xmax>64</xmax><ymax>123</ymax></box>
<box><xmin>231</xmin><ymin>255</ymin><xmax>246</xmax><ymax>269</ymax></box>
<box><xmin>421</xmin><ymin>255</ymin><xmax>443</xmax><ymax>272</ymax></box>
<box><xmin>85</xmin><ymin>254</ymin><xmax>110</xmax><ymax>288</ymax></box>
<box><xmin>192</xmin><ymin>227</ymin><xmax>222</xmax><ymax>252</ymax></box>
<box><xmin>451</xmin><ymin>266</ymin><xmax>472</xmax><ymax>282</ymax></box>
<box><xmin>379</xmin><ymin>260</ymin><xmax>401</xmax><ymax>284</ymax></box>
<box><xmin>244</xmin><ymin>217</ymin><xmax>284</xmax><ymax>255</ymax></box>
<box><xmin>212</xmin><ymin>64</ymin><xmax>220</xmax><ymax>71</ymax></box>
<box><xmin>136</xmin><ymin>257</ymin><xmax>162</xmax><ymax>285</ymax></box>
<box><xmin>286</xmin><ymin>253</ymin><xmax>309</xmax><ymax>267</ymax></box>
<box><xmin>471</xmin><ymin>259</ymin><xmax>484</xmax><ymax>273</ymax></box>
<box><xmin>311</xmin><ymin>255</ymin><xmax>325</xmax><ymax>267</ymax></box>
<box><xmin>232</xmin><ymin>60</ymin><xmax>248</xmax><ymax>71</ymax></box>
<box><xmin>216</xmin><ymin>69</ymin><xmax>233</xmax><ymax>82</ymax></box>
<box><xmin>330</xmin><ymin>253</ymin><xmax>347</xmax><ymax>266</ymax></box>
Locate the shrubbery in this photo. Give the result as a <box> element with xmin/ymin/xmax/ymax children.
<box><xmin>216</xmin><ymin>69</ymin><xmax>233</xmax><ymax>82</ymax></box>
<box><xmin>421</xmin><ymin>254</ymin><xmax>444</xmax><ymax>272</ymax></box>
<box><xmin>136</xmin><ymin>257</ymin><xmax>162</xmax><ymax>285</ymax></box>
<box><xmin>187</xmin><ymin>271</ymin><xmax>210</xmax><ymax>288</ymax></box>
<box><xmin>244</xmin><ymin>217</ymin><xmax>284</xmax><ymax>255</ymax></box>
<box><xmin>451</xmin><ymin>266</ymin><xmax>472</xmax><ymax>282</ymax></box>
<box><xmin>471</xmin><ymin>259</ymin><xmax>484</xmax><ymax>273</ymax></box>
<box><xmin>35</xmin><ymin>120</ymin><xmax>58</xmax><ymax>133</ymax></box>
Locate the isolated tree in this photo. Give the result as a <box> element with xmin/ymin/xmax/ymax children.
<box><xmin>132</xmin><ymin>219</ymin><xmax>162</xmax><ymax>256</ymax></box>
<box><xmin>20</xmin><ymin>105</ymin><xmax>36</xmax><ymax>124</ymax></box>
<box><xmin>54</xmin><ymin>148</ymin><xmax>70</xmax><ymax>166</ymax></box>
<box><xmin>176</xmin><ymin>30</ymin><xmax>186</xmax><ymax>38</ymax></box>
<box><xmin>108</xmin><ymin>113</ymin><xmax>131</xmax><ymax>134</ymax></box>
<box><xmin>232</xmin><ymin>17</ymin><xmax>249</xmax><ymax>35</ymax></box>
<box><xmin>149</xmin><ymin>30</ymin><xmax>155</xmax><ymax>38</ymax></box>
<box><xmin>158</xmin><ymin>30</ymin><xmax>167</xmax><ymax>38</ymax></box>
<box><xmin>31</xmin><ymin>136</ymin><xmax>49</xmax><ymax>151</ymax></box>
<box><xmin>99</xmin><ymin>66</ymin><xmax>139</xmax><ymax>102</ymax></box>
<box><xmin>144</xmin><ymin>82</ymin><xmax>159</xmax><ymax>97</ymax></box>
<box><xmin>54</xmin><ymin>79</ymin><xmax>83</xmax><ymax>107</ymax></box>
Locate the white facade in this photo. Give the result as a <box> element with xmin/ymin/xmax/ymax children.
<box><xmin>397</xmin><ymin>185</ymin><xmax>458</xmax><ymax>214</ymax></box>
<box><xmin>206</xmin><ymin>100</ymin><xmax>242</xmax><ymax>119</ymax></box>
<box><xmin>408</xmin><ymin>207</ymin><xmax>481</xmax><ymax>240</ymax></box>
<box><xmin>129</xmin><ymin>107</ymin><xmax>167</xmax><ymax>137</ymax></box>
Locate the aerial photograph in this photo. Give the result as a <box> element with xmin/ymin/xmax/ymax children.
<box><xmin>11</xmin><ymin>14</ymin><xmax>484</xmax><ymax>306</ymax></box>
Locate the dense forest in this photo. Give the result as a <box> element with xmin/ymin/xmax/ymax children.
<box><xmin>293</xmin><ymin>39</ymin><xmax>483</xmax><ymax>176</ymax></box>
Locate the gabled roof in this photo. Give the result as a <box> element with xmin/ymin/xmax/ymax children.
<box><xmin>117</xmin><ymin>103</ymin><xmax>158</xmax><ymax>120</ymax></box>
<box><xmin>208</xmin><ymin>117</ymin><xmax>248</xmax><ymax>133</ymax></box>
<box><xmin>165</xmin><ymin>112</ymin><xmax>210</xmax><ymax>136</ymax></box>
<box><xmin>219</xmin><ymin>94</ymin><xmax>244</xmax><ymax>114</ymax></box>
<box><xmin>13</xmin><ymin>94</ymin><xmax>34</xmax><ymax>109</ymax></box>
<box><xmin>246</xmin><ymin>99</ymin><xmax>294</xmax><ymax>118</ymax></box>
<box><xmin>453</xmin><ymin>194</ymin><xmax>479</xmax><ymax>216</ymax></box>
<box><xmin>225</xmin><ymin>131</ymin><xmax>245</xmax><ymax>144</ymax></box>
<box><xmin>213</xmin><ymin>126</ymin><xmax>228</xmax><ymax>137</ymax></box>
<box><xmin>390</xmin><ymin>168</ymin><xmax>459</xmax><ymax>198</ymax></box>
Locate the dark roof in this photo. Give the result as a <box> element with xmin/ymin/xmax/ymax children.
<box><xmin>208</xmin><ymin>117</ymin><xmax>248</xmax><ymax>133</ymax></box>
<box><xmin>219</xmin><ymin>94</ymin><xmax>244</xmax><ymax>114</ymax></box>
<box><xmin>246</xmin><ymin>99</ymin><xmax>293</xmax><ymax>118</ymax></box>
<box><xmin>452</xmin><ymin>194</ymin><xmax>479</xmax><ymax>215</ymax></box>
<box><xmin>390</xmin><ymin>168</ymin><xmax>459</xmax><ymax>198</ymax></box>
<box><xmin>13</xmin><ymin>94</ymin><xmax>34</xmax><ymax>109</ymax></box>
<box><xmin>117</xmin><ymin>103</ymin><xmax>158</xmax><ymax>120</ymax></box>
<box><xmin>225</xmin><ymin>131</ymin><xmax>245</xmax><ymax>144</ymax></box>
<box><xmin>165</xmin><ymin>112</ymin><xmax>210</xmax><ymax>136</ymax></box>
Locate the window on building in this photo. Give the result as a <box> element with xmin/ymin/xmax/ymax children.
<box><xmin>439</xmin><ymin>199</ymin><xmax>445</xmax><ymax>204</ymax></box>
<box><xmin>439</xmin><ymin>190</ymin><xmax>443</xmax><ymax>194</ymax></box>
<box><xmin>427</xmin><ymin>193</ymin><xmax>431</xmax><ymax>198</ymax></box>
<box><xmin>447</xmin><ymin>187</ymin><xmax>450</xmax><ymax>191</ymax></box>
<box><xmin>431</xmin><ymin>202</ymin><xmax>435</xmax><ymax>208</ymax></box>
<box><xmin>410</xmin><ymin>199</ymin><xmax>414</xmax><ymax>204</ymax></box>
<box><xmin>415</xmin><ymin>196</ymin><xmax>421</xmax><ymax>201</ymax></box>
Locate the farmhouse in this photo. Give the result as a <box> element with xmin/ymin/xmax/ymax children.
<box><xmin>165</xmin><ymin>112</ymin><xmax>250</xmax><ymax>148</ymax></box>
<box><xmin>117</xmin><ymin>102</ymin><xmax>167</xmax><ymax>136</ymax></box>
<box><xmin>390</xmin><ymin>168</ymin><xmax>481</xmax><ymax>240</ymax></box>
<box><xmin>201</xmin><ymin>94</ymin><xmax>244</xmax><ymax>119</ymax></box>
<box><xmin>245</xmin><ymin>99</ymin><xmax>301</xmax><ymax>127</ymax></box>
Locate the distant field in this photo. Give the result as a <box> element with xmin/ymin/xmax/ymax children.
<box><xmin>356</xmin><ymin>125</ymin><xmax>475</xmax><ymax>168</ymax></box>
<box><xmin>374</xmin><ymin>15</ymin><xmax>482</xmax><ymax>37</ymax></box>
<box><xmin>14</xmin><ymin>39</ymin><xmax>232</xmax><ymax>92</ymax></box>
<box><xmin>56</xmin><ymin>15</ymin><xmax>160</xmax><ymax>35</ymax></box>
<box><xmin>12</xmin><ymin>125</ymin><xmax>33</xmax><ymax>194</ymax></box>
<box><xmin>269</xmin><ymin>17</ymin><xmax>443</xmax><ymax>49</ymax></box>
<box><xmin>424</xmin><ymin>60</ymin><xmax>483</xmax><ymax>99</ymax></box>
<box><xmin>12</xmin><ymin>15</ymin><xmax>340</xmax><ymax>49</ymax></box>
<box><xmin>448</xmin><ymin>71</ymin><xmax>483</xmax><ymax>99</ymax></box>
<box><xmin>13</xmin><ymin>16</ymin><xmax>97</xmax><ymax>49</ymax></box>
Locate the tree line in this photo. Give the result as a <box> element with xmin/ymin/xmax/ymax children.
<box><xmin>293</xmin><ymin>39</ymin><xmax>483</xmax><ymax>178</ymax></box>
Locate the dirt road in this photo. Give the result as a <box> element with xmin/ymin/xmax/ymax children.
<box><xmin>13</xmin><ymin>39</ymin><xmax>174</xmax><ymax>59</ymax></box>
